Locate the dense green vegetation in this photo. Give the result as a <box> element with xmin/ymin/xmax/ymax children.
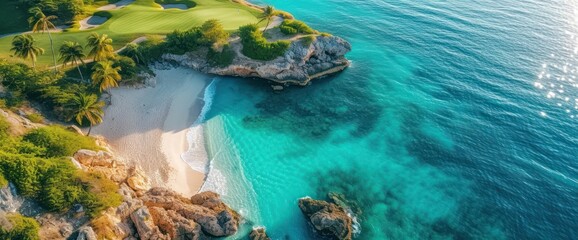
<box><xmin>239</xmin><ymin>24</ymin><xmax>290</xmax><ymax>61</ymax></box>
<box><xmin>0</xmin><ymin>60</ymin><xmax>90</xmax><ymax>120</ymax></box>
<box><xmin>279</xmin><ymin>20</ymin><xmax>315</xmax><ymax>35</ymax></box>
<box><xmin>207</xmin><ymin>45</ymin><xmax>234</xmax><ymax>67</ymax></box>
<box><xmin>0</xmin><ymin>214</ymin><xmax>40</xmax><ymax>240</ymax></box>
<box><xmin>0</xmin><ymin>121</ymin><xmax>121</xmax><ymax>217</ymax></box>
<box><xmin>23</xmin><ymin>126</ymin><xmax>100</xmax><ymax>157</ymax></box>
<box><xmin>0</xmin><ymin>1</ymin><xmax>30</xmax><ymax>34</ymax></box>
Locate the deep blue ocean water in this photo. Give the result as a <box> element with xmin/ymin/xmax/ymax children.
<box><xmin>199</xmin><ymin>0</ymin><xmax>578</xmax><ymax>239</ymax></box>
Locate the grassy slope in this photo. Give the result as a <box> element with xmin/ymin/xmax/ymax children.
<box><xmin>0</xmin><ymin>0</ymin><xmax>262</xmax><ymax>68</ymax></box>
<box><xmin>0</xmin><ymin>0</ymin><xmax>30</xmax><ymax>35</ymax></box>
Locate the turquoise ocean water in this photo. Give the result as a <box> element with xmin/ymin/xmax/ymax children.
<box><xmin>197</xmin><ymin>0</ymin><xmax>578</xmax><ymax>239</ymax></box>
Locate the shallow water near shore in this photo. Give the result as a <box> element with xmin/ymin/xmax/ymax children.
<box><xmin>199</xmin><ymin>0</ymin><xmax>578</xmax><ymax>239</ymax></box>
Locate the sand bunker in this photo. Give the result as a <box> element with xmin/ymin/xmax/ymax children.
<box><xmin>79</xmin><ymin>16</ymin><xmax>107</xmax><ymax>30</ymax></box>
<box><xmin>161</xmin><ymin>4</ymin><xmax>189</xmax><ymax>10</ymax></box>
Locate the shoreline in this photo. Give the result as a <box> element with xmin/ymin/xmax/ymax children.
<box><xmin>92</xmin><ymin>66</ymin><xmax>210</xmax><ymax>197</ymax></box>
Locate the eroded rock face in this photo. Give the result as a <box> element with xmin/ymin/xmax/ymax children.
<box><xmin>298</xmin><ymin>197</ymin><xmax>353</xmax><ymax>240</ymax></box>
<box><xmin>130</xmin><ymin>206</ymin><xmax>168</xmax><ymax>239</ymax></box>
<box><xmin>76</xmin><ymin>226</ymin><xmax>97</xmax><ymax>240</ymax></box>
<box><xmin>72</xmin><ymin>149</ymin><xmax>130</xmax><ymax>183</ymax></box>
<box><xmin>164</xmin><ymin>35</ymin><xmax>351</xmax><ymax>86</ymax></box>
<box><xmin>142</xmin><ymin>188</ymin><xmax>240</xmax><ymax>237</ymax></box>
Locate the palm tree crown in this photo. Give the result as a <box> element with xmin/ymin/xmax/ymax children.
<box><xmin>29</xmin><ymin>7</ymin><xmax>58</xmax><ymax>70</ymax></box>
<box><xmin>66</xmin><ymin>93</ymin><xmax>105</xmax><ymax>136</ymax></box>
<box><xmin>91</xmin><ymin>60</ymin><xmax>121</xmax><ymax>92</ymax></box>
<box><xmin>259</xmin><ymin>6</ymin><xmax>275</xmax><ymax>33</ymax></box>
<box><xmin>86</xmin><ymin>33</ymin><xmax>115</xmax><ymax>61</ymax></box>
<box><xmin>59</xmin><ymin>41</ymin><xmax>86</xmax><ymax>81</ymax></box>
<box><xmin>11</xmin><ymin>34</ymin><xmax>44</xmax><ymax>68</ymax></box>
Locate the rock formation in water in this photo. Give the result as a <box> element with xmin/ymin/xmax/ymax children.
<box><xmin>298</xmin><ymin>196</ymin><xmax>354</xmax><ymax>240</ymax></box>
<box><xmin>249</xmin><ymin>227</ymin><xmax>271</xmax><ymax>240</ymax></box>
<box><xmin>164</xmin><ymin>35</ymin><xmax>351</xmax><ymax>86</ymax></box>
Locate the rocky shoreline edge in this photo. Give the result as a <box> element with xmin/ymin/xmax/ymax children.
<box><xmin>0</xmin><ymin>130</ymin><xmax>356</xmax><ymax>240</ymax></box>
<box><xmin>163</xmin><ymin>34</ymin><xmax>352</xmax><ymax>87</ymax></box>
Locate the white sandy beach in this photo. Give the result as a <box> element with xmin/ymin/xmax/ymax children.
<box><xmin>91</xmin><ymin>67</ymin><xmax>209</xmax><ymax>197</ymax></box>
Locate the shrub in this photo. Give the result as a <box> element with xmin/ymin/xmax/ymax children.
<box><xmin>78</xmin><ymin>172</ymin><xmax>122</xmax><ymax>217</ymax></box>
<box><xmin>279</xmin><ymin>20</ymin><xmax>315</xmax><ymax>35</ymax></box>
<box><xmin>165</xmin><ymin>28</ymin><xmax>203</xmax><ymax>54</ymax></box>
<box><xmin>23</xmin><ymin>126</ymin><xmax>100</xmax><ymax>158</ymax></box>
<box><xmin>137</xmin><ymin>38</ymin><xmax>166</xmax><ymax>64</ymax></box>
<box><xmin>199</xmin><ymin>19</ymin><xmax>229</xmax><ymax>48</ymax></box>
<box><xmin>26</xmin><ymin>113</ymin><xmax>44</xmax><ymax>124</ymax></box>
<box><xmin>0</xmin><ymin>152</ymin><xmax>121</xmax><ymax>215</ymax></box>
<box><xmin>164</xmin><ymin>20</ymin><xmax>229</xmax><ymax>55</ymax></box>
<box><xmin>239</xmin><ymin>24</ymin><xmax>290</xmax><ymax>61</ymax></box>
<box><xmin>207</xmin><ymin>45</ymin><xmax>234</xmax><ymax>67</ymax></box>
<box><xmin>113</xmin><ymin>56</ymin><xmax>138</xmax><ymax>80</ymax></box>
<box><xmin>0</xmin><ymin>214</ymin><xmax>40</xmax><ymax>240</ymax></box>
<box><xmin>0</xmin><ymin>172</ymin><xmax>7</xmax><ymax>188</ymax></box>
<box><xmin>0</xmin><ymin>114</ymin><xmax>10</xmax><ymax>139</ymax></box>
<box><xmin>301</xmin><ymin>35</ymin><xmax>315</xmax><ymax>46</ymax></box>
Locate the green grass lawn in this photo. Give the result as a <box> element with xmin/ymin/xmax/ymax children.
<box><xmin>0</xmin><ymin>0</ymin><xmax>263</xmax><ymax>68</ymax></box>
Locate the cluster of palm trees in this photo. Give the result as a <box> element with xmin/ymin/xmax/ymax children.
<box><xmin>9</xmin><ymin>8</ymin><xmax>124</xmax><ymax>135</ymax></box>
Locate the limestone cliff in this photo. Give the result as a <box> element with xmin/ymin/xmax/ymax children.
<box><xmin>164</xmin><ymin>35</ymin><xmax>352</xmax><ymax>86</ymax></box>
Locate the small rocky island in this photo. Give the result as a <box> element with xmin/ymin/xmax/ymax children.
<box><xmin>299</xmin><ymin>196</ymin><xmax>355</xmax><ymax>240</ymax></box>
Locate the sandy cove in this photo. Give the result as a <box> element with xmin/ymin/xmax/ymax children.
<box><xmin>91</xmin><ymin>67</ymin><xmax>210</xmax><ymax>197</ymax></box>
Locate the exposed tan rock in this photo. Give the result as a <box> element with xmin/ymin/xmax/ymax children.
<box><xmin>142</xmin><ymin>188</ymin><xmax>239</xmax><ymax>237</ymax></box>
<box><xmin>127</xmin><ymin>167</ymin><xmax>151</xmax><ymax>194</ymax></box>
<box><xmin>149</xmin><ymin>206</ymin><xmax>203</xmax><ymax>240</ymax></box>
<box><xmin>298</xmin><ymin>197</ymin><xmax>353</xmax><ymax>240</ymax></box>
<box><xmin>249</xmin><ymin>227</ymin><xmax>271</xmax><ymax>240</ymax></box>
<box><xmin>73</xmin><ymin>150</ymin><xmax>129</xmax><ymax>183</ymax></box>
<box><xmin>130</xmin><ymin>206</ymin><xmax>169</xmax><ymax>240</ymax></box>
<box><xmin>76</xmin><ymin>226</ymin><xmax>97</xmax><ymax>240</ymax></box>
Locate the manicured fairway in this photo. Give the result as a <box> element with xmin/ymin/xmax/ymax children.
<box><xmin>0</xmin><ymin>0</ymin><xmax>263</xmax><ymax>68</ymax></box>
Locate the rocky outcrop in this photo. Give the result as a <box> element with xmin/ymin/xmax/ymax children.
<box><xmin>298</xmin><ymin>197</ymin><xmax>353</xmax><ymax>240</ymax></box>
<box><xmin>249</xmin><ymin>227</ymin><xmax>271</xmax><ymax>240</ymax></box>
<box><xmin>130</xmin><ymin>206</ymin><xmax>168</xmax><ymax>239</ymax></box>
<box><xmin>164</xmin><ymin>35</ymin><xmax>351</xmax><ymax>86</ymax></box>
<box><xmin>8</xmin><ymin>141</ymin><xmax>241</xmax><ymax>240</ymax></box>
<box><xmin>76</xmin><ymin>226</ymin><xmax>97</xmax><ymax>240</ymax></box>
<box><xmin>142</xmin><ymin>188</ymin><xmax>240</xmax><ymax>237</ymax></box>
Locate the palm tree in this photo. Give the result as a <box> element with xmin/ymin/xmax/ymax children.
<box><xmin>29</xmin><ymin>7</ymin><xmax>58</xmax><ymax>70</ymax></box>
<box><xmin>86</xmin><ymin>33</ymin><xmax>115</xmax><ymax>61</ymax></box>
<box><xmin>122</xmin><ymin>43</ymin><xmax>143</xmax><ymax>64</ymax></box>
<box><xmin>259</xmin><ymin>6</ymin><xmax>275</xmax><ymax>33</ymax></box>
<box><xmin>59</xmin><ymin>41</ymin><xmax>86</xmax><ymax>82</ymax></box>
<box><xmin>10</xmin><ymin>34</ymin><xmax>44</xmax><ymax>69</ymax></box>
<box><xmin>66</xmin><ymin>93</ymin><xmax>104</xmax><ymax>136</ymax></box>
<box><xmin>91</xmin><ymin>60</ymin><xmax>121</xmax><ymax>92</ymax></box>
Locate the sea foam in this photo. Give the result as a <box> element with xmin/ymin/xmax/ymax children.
<box><xmin>181</xmin><ymin>78</ymin><xmax>218</xmax><ymax>174</ymax></box>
